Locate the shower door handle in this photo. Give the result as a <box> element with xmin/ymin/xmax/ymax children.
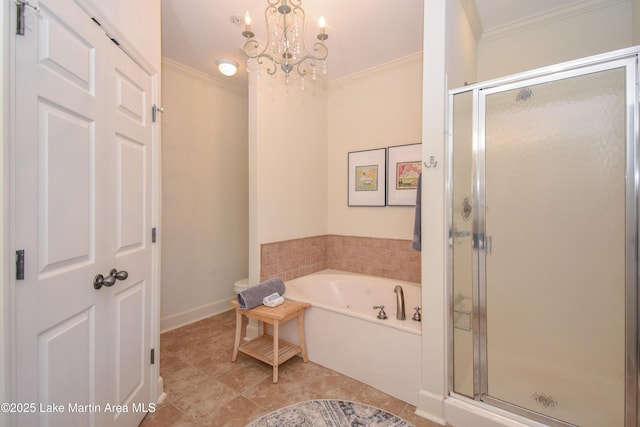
<box><xmin>476</xmin><ymin>235</ymin><xmax>493</xmax><ymax>254</ymax></box>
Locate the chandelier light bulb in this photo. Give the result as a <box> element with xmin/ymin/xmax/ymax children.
<box><xmin>317</xmin><ymin>16</ymin><xmax>327</xmax><ymax>40</ymax></box>
<box><xmin>242</xmin><ymin>11</ymin><xmax>254</xmax><ymax>38</ymax></box>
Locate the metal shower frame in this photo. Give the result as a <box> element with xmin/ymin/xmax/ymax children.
<box><xmin>446</xmin><ymin>46</ymin><xmax>640</xmax><ymax>427</ymax></box>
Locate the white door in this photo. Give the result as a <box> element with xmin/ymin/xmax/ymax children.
<box><xmin>13</xmin><ymin>1</ymin><xmax>153</xmax><ymax>426</ymax></box>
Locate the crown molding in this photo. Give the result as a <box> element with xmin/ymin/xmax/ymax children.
<box><xmin>328</xmin><ymin>52</ymin><xmax>423</xmax><ymax>88</ymax></box>
<box><xmin>481</xmin><ymin>0</ymin><xmax>627</xmax><ymax>42</ymax></box>
<box><xmin>162</xmin><ymin>57</ymin><xmax>248</xmax><ymax>95</ymax></box>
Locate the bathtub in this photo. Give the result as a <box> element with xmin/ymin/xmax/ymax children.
<box><xmin>278</xmin><ymin>270</ymin><xmax>422</xmax><ymax>405</ymax></box>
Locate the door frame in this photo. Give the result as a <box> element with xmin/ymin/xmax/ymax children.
<box><xmin>447</xmin><ymin>46</ymin><xmax>640</xmax><ymax>426</ymax></box>
<box><xmin>2</xmin><ymin>0</ymin><xmax>163</xmax><ymax>422</ymax></box>
<box><xmin>1</xmin><ymin>1</ymin><xmax>10</xmax><ymax>426</ymax></box>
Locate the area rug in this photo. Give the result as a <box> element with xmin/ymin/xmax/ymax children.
<box><xmin>246</xmin><ymin>399</ymin><xmax>415</xmax><ymax>427</ymax></box>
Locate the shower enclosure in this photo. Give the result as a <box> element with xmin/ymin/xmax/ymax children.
<box><xmin>448</xmin><ymin>47</ymin><xmax>639</xmax><ymax>426</ymax></box>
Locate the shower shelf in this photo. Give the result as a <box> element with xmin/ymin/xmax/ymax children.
<box><xmin>454</xmin><ymin>296</ymin><xmax>472</xmax><ymax>331</ymax></box>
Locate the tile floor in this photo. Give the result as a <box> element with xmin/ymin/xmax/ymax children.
<box><xmin>139</xmin><ymin>309</ymin><xmax>443</xmax><ymax>427</ymax></box>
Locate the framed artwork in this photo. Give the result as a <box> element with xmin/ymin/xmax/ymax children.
<box><xmin>387</xmin><ymin>143</ymin><xmax>422</xmax><ymax>206</ymax></box>
<box><xmin>348</xmin><ymin>148</ymin><xmax>386</xmax><ymax>206</ymax></box>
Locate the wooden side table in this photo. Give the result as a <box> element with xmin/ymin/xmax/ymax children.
<box><xmin>230</xmin><ymin>299</ymin><xmax>311</xmax><ymax>383</ymax></box>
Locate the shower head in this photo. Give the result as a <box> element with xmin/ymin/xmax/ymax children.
<box><xmin>516</xmin><ymin>87</ymin><xmax>533</xmax><ymax>102</ymax></box>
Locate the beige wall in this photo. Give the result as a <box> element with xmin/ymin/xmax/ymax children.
<box><xmin>160</xmin><ymin>59</ymin><xmax>248</xmax><ymax>330</ymax></box>
<box><xmin>477</xmin><ymin>0</ymin><xmax>633</xmax><ymax>81</ymax></box>
<box><xmin>248</xmin><ymin>55</ymin><xmax>422</xmax><ymax>285</ymax></box>
<box><xmin>446</xmin><ymin>0</ymin><xmax>478</xmax><ymax>88</ymax></box>
<box><xmin>254</xmin><ymin>79</ymin><xmax>328</xmax><ymax>244</ymax></box>
<box><xmin>327</xmin><ymin>54</ymin><xmax>423</xmax><ymax>240</ymax></box>
<box><xmin>248</xmin><ymin>67</ymin><xmax>329</xmax><ymax>284</ymax></box>
<box><xmin>634</xmin><ymin>0</ymin><xmax>640</xmax><ymax>45</ymax></box>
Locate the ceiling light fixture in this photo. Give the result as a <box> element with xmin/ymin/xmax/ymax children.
<box><xmin>216</xmin><ymin>59</ymin><xmax>239</xmax><ymax>77</ymax></box>
<box><xmin>241</xmin><ymin>0</ymin><xmax>328</xmax><ymax>83</ymax></box>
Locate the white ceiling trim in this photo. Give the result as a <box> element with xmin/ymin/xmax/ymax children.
<box><xmin>327</xmin><ymin>52</ymin><xmax>423</xmax><ymax>88</ymax></box>
<box><xmin>481</xmin><ymin>0</ymin><xmax>626</xmax><ymax>41</ymax></box>
<box><xmin>162</xmin><ymin>57</ymin><xmax>248</xmax><ymax>95</ymax></box>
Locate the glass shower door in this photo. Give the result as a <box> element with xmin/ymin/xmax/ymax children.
<box><xmin>451</xmin><ymin>90</ymin><xmax>475</xmax><ymax>398</ymax></box>
<box><xmin>480</xmin><ymin>65</ymin><xmax>629</xmax><ymax>426</ymax></box>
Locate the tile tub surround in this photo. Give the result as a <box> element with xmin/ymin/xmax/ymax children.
<box><xmin>260</xmin><ymin>235</ymin><xmax>421</xmax><ymax>283</ymax></box>
<box><xmin>261</xmin><ymin>235</ymin><xmax>328</xmax><ymax>282</ymax></box>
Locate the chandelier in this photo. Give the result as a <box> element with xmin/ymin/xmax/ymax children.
<box><xmin>241</xmin><ymin>0</ymin><xmax>328</xmax><ymax>82</ymax></box>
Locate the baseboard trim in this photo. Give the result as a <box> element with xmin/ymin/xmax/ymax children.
<box><xmin>444</xmin><ymin>397</ymin><xmax>550</xmax><ymax>427</ymax></box>
<box><xmin>415</xmin><ymin>389</ymin><xmax>446</xmax><ymax>425</ymax></box>
<box><xmin>155</xmin><ymin>370</ymin><xmax>165</xmax><ymax>402</ymax></box>
<box><xmin>160</xmin><ymin>297</ymin><xmax>234</xmax><ymax>333</ymax></box>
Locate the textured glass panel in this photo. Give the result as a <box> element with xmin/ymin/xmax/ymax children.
<box><xmin>451</xmin><ymin>91</ymin><xmax>474</xmax><ymax>398</ymax></box>
<box><xmin>484</xmin><ymin>68</ymin><xmax>626</xmax><ymax>426</ymax></box>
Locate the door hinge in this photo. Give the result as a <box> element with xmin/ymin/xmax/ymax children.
<box><xmin>16</xmin><ymin>250</ymin><xmax>25</xmax><ymax>280</ymax></box>
<box><xmin>15</xmin><ymin>0</ymin><xmax>39</xmax><ymax>36</ymax></box>
<box><xmin>152</xmin><ymin>105</ymin><xmax>164</xmax><ymax>123</ymax></box>
<box><xmin>151</xmin><ymin>227</ymin><xmax>157</xmax><ymax>243</ymax></box>
<box><xmin>16</xmin><ymin>2</ymin><xmax>24</xmax><ymax>35</ymax></box>
<box><xmin>150</xmin><ymin>348</ymin><xmax>155</xmax><ymax>365</ymax></box>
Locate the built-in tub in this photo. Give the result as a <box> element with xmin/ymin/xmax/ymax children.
<box><xmin>278</xmin><ymin>270</ymin><xmax>422</xmax><ymax>405</ymax></box>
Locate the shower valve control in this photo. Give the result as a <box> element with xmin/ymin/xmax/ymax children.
<box><xmin>373</xmin><ymin>305</ymin><xmax>388</xmax><ymax>320</ymax></box>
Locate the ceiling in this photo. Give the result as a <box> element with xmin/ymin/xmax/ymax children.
<box><xmin>161</xmin><ymin>0</ymin><xmax>587</xmax><ymax>84</ymax></box>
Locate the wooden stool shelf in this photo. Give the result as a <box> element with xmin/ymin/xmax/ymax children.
<box><xmin>230</xmin><ymin>299</ymin><xmax>311</xmax><ymax>383</ymax></box>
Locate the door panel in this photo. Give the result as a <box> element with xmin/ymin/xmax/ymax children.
<box><xmin>39</xmin><ymin>102</ymin><xmax>94</xmax><ymax>272</ymax></box>
<box><xmin>450</xmin><ymin>90</ymin><xmax>475</xmax><ymax>398</ymax></box>
<box><xmin>14</xmin><ymin>1</ymin><xmax>153</xmax><ymax>426</ymax></box>
<box><xmin>482</xmin><ymin>66</ymin><xmax>627</xmax><ymax>426</ymax></box>
<box><xmin>38</xmin><ymin>2</ymin><xmax>95</xmax><ymax>93</ymax></box>
<box><xmin>116</xmin><ymin>137</ymin><xmax>146</xmax><ymax>251</ymax></box>
<box><xmin>39</xmin><ymin>309</ymin><xmax>94</xmax><ymax>427</ymax></box>
<box><xmin>115</xmin><ymin>71</ymin><xmax>146</xmax><ymax>124</ymax></box>
<box><xmin>114</xmin><ymin>283</ymin><xmax>145</xmax><ymax>403</ymax></box>
<box><xmin>107</xmin><ymin>45</ymin><xmax>152</xmax><ymax>427</ymax></box>
<box><xmin>15</xmin><ymin>3</ymin><xmax>107</xmax><ymax>426</ymax></box>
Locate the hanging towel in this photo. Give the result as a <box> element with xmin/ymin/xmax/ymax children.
<box><xmin>237</xmin><ymin>278</ymin><xmax>286</xmax><ymax>309</ymax></box>
<box><xmin>411</xmin><ymin>173</ymin><xmax>422</xmax><ymax>251</ymax></box>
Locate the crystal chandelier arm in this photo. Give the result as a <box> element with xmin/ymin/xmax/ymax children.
<box><xmin>257</xmin><ymin>56</ymin><xmax>278</xmax><ymax>75</ymax></box>
<box><xmin>292</xmin><ymin>40</ymin><xmax>328</xmax><ymax>76</ymax></box>
<box><xmin>242</xmin><ymin>4</ymin><xmax>276</xmax><ymax>58</ymax></box>
<box><xmin>240</xmin><ymin>0</ymin><xmax>328</xmax><ymax>79</ymax></box>
<box><xmin>311</xmin><ymin>40</ymin><xmax>328</xmax><ymax>60</ymax></box>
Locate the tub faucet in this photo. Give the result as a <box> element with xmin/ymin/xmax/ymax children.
<box><xmin>394</xmin><ymin>285</ymin><xmax>406</xmax><ymax>320</ymax></box>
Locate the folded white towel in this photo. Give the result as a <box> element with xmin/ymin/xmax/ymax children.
<box><xmin>263</xmin><ymin>292</ymin><xmax>285</xmax><ymax>307</ymax></box>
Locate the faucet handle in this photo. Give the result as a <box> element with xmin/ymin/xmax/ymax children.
<box><xmin>373</xmin><ymin>305</ymin><xmax>388</xmax><ymax>320</ymax></box>
<box><xmin>412</xmin><ymin>307</ymin><xmax>422</xmax><ymax>322</ymax></box>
